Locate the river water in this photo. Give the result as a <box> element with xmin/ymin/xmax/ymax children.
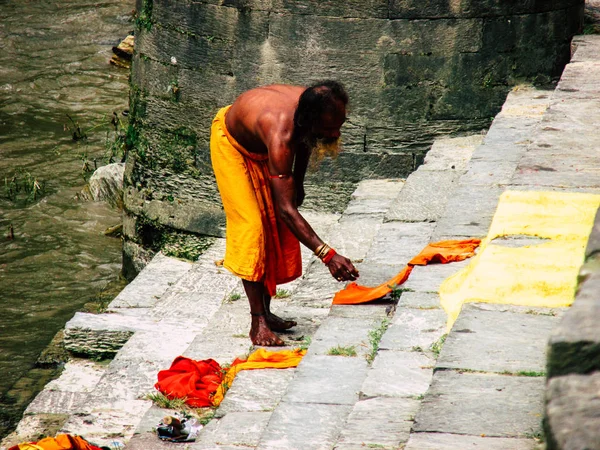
<box><xmin>0</xmin><ymin>0</ymin><xmax>134</xmax><ymax>437</ymax></box>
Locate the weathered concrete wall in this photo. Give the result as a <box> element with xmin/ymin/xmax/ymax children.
<box><xmin>122</xmin><ymin>0</ymin><xmax>584</xmax><ymax>277</ymax></box>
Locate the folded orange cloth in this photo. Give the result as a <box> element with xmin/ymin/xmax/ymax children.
<box><xmin>332</xmin><ymin>239</ymin><xmax>481</xmax><ymax>305</ymax></box>
<box><xmin>210</xmin><ymin>106</ymin><xmax>302</xmax><ymax>296</ymax></box>
<box><xmin>9</xmin><ymin>434</ymin><xmax>102</xmax><ymax>450</ymax></box>
<box><xmin>155</xmin><ymin>357</ymin><xmax>223</xmax><ymax>408</ymax></box>
<box><xmin>155</xmin><ymin>349</ymin><xmax>306</xmax><ymax>408</ymax></box>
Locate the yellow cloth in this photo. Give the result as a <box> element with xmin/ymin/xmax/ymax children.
<box><xmin>212</xmin><ymin>348</ymin><xmax>306</xmax><ymax>406</ymax></box>
<box><xmin>210</xmin><ymin>106</ymin><xmax>302</xmax><ymax>295</ymax></box>
<box><xmin>440</xmin><ymin>190</ymin><xmax>600</xmax><ymax>330</ymax></box>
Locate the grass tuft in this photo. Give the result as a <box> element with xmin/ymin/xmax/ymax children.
<box><xmin>274</xmin><ymin>288</ymin><xmax>291</xmax><ymax>298</ymax></box>
<box><xmin>144</xmin><ymin>392</ymin><xmax>188</xmax><ymax>410</ymax></box>
<box><xmin>327</xmin><ymin>345</ymin><xmax>357</xmax><ymax>357</ymax></box>
<box><xmin>366</xmin><ymin>319</ymin><xmax>389</xmax><ymax>365</ymax></box>
<box><xmin>430</xmin><ymin>334</ymin><xmax>447</xmax><ymax>358</ymax></box>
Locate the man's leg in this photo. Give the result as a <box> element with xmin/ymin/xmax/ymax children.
<box><xmin>242</xmin><ymin>279</ymin><xmax>284</xmax><ymax>346</ymax></box>
<box><xmin>264</xmin><ymin>294</ymin><xmax>297</xmax><ymax>331</ymax></box>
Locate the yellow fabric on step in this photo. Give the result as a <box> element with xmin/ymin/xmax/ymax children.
<box><xmin>440</xmin><ymin>190</ymin><xmax>600</xmax><ymax>330</ymax></box>
<box><xmin>212</xmin><ymin>348</ymin><xmax>306</xmax><ymax>407</ymax></box>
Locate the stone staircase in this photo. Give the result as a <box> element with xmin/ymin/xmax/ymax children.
<box><xmin>4</xmin><ymin>35</ymin><xmax>600</xmax><ymax>450</ymax></box>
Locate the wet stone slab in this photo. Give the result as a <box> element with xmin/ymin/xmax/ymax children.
<box><xmin>431</xmin><ymin>183</ymin><xmax>503</xmax><ymax>240</ymax></box>
<box><xmin>361</xmin><ymin>351</ymin><xmax>434</xmax><ymax>398</ymax></box>
<box><xmin>329</xmin><ymin>304</ymin><xmax>389</xmax><ymax>320</ymax></box>
<box><xmin>195</xmin><ymin>411</ymin><xmax>271</xmax><ymax>448</ymax></box>
<box><xmin>402</xmin><ymin>259</ymin><xmax>470</xmax><ymax>293</ymax></box>
<box><xmin>413</xmin><ymin>371</ymin><xmax>545</xmax><ymax>438</ymax></box>
<box><xmin>109</xmin><ymin>253</ymin><xmax>193</xmax><ymax>309</ymax></box>
<box><xmin>215</xmin><ymin>369</ymin><xmax>296</xmax><ymax>417</ymax></box>
<box><xmin>258</xmin><ymin>402</ymin><xmax>353</xmax><ymax>450</ymax></box>
<box><xmin>461</xmin><ymin>157</ymin><xmax>521</xmax><ymax>186</ymax></box>
<box><xmin>438</xmin><ymin>304</ymin><xmax>558</xmax><ymax>374</ymax></box>
<box><xmin>385</xmin><ymin>170</ymin><xmax>462</xmax><ymax>223</ymax></box>
<box><xmin>308</xmin><ymin>316</ymin><xmax>379</xmax><ymax>357</ymax></box>
<box><xmin>419</xmin><ymin>134</ymin><xmax>483</xmax><ymax>172</ymax></box>
<box><xmin>331</xmin><ymin>214</ymin><xmax>384</xmax><ymax>261</ymax></box>
<box><xmin>379</xmin><ymin>308</ymin><xmax>447</xmax><ymax>352</ymax></box>
<box><xmin>352</xmin><ymin>262</ymin><xmax>402</xmax><ymax>287</ymax></box>
<box><xmin>405</xmin><ymin>433</ymin><xmax>538</xmax><ymax>449</ymax></box>
<box><xmin>343</xmin><ymin>179</ymin><xmax>405</xmax><ymax>215</ymax></box>
<box><xmin>334</xmin><ymin>396</ymin><xmax>420</xmax><ymax>449</ymax></box>
<box><xmin>364</xmin><ymin>222</ymin><xmax>435</xmax><ymax>266</ymax></box>
<box><xmin>25</xmin><ymin>391</ymin><xmax>89</xmax><ymax>415</ymax></box>
<box><xmin>397</xmin><ymin>292</ymin><xmax>442</xmax><ymax>310</ymax></box>
<box><xmin>282</xmin><ymin>355</ymin><xmax>368</xmax><ymax>405</ymax></box>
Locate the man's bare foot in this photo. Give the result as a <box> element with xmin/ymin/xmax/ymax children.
<box><xmin>266</xmin><ymin>312</ymin><xmax>297</xmax><ymax>331</ymax></box>
<box><xmin>250</xmin><ymin>315</ymin><xmax>285</xmax><ymax>346</ymax></box>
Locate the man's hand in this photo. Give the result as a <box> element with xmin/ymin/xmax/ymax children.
<box><xmin>326</xmin><ymin>254</ymin><xmax>359</xmax><ymax>282</ymax></box>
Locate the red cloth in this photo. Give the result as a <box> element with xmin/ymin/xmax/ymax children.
<box><xmin>332</xmin><ymin>239</ymin><xmax>481</xmax><ymax>305</ymax></box>
<box><xmin>155</xmin><ymin>356</ymin><xmax>223</xmax><ymax>407</ymax></box>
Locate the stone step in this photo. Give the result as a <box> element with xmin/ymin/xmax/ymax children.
<box><xmin>385</xmin><ymin>135</ymin><xmax>483</xmax><ymax>223</ymax></box>
<box><xmin>432</xmin><ymin>85</ymin><xmax>553</xmax><ymax>242</ymax></box>
<box><xmin>246</xmin><ymin>156</ymin><xmax>470</xmax><ymax>448</ymax></box>
<box><xmin>126</xmin><ymin>180</ymin><xmax>405</xmax><ymax>449</ymax></box>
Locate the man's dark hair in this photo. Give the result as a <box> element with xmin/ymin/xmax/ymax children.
<box><xmin>293</xmin><ymin>80</ymin><xmax>348</xmax><ymax>133</ymax></box>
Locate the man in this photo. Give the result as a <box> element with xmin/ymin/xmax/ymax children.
<box><xmin>210</xmin><ymin>81</ymin><xmax>359</xmax><ymax>346</ymax></box>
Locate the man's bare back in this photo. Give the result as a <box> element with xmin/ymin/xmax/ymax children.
<box><xmin>225</xmin><ymin>84</ymin><xmax>305</xmax><ymax>156</ymax></box>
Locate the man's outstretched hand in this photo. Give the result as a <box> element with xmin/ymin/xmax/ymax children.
<box><xmin>327</xmin><ymin>254</ymin><xmax>359</xmax><ymax>282</ymax></box>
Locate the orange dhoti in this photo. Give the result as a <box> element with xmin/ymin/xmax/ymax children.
<box><xmin>210</xmin><ymin>106</ymin><xmax>302</xmax><ymax>296</ymax></box>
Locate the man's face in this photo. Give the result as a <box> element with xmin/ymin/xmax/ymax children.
<box><xmin>309</xmin><ymin>102</ymin><xmax>346</xmax><ymax>162</ymax></box>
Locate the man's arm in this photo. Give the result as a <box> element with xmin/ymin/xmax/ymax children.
<box><xmin>292</xmin><ymin>145</ymin><xmax>310</xmax><ymax>207</ymax></box>
<box><xmin>264</xmin><ymin>124</ymin><xmax>358</xmax><ymax>282</ymax></box>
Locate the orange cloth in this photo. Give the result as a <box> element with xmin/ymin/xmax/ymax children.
<box><xmin>210</xmin><ymin>106</ymin><xmax>301</xmax><ymax>296</ymax></box>
<box><xmin>10</xmin><ymin>434</ymin><xmax>102</xmax><ymax>450</ymax></box>
<box><xmin>155</xmin><ymin>357</ymin><xmax>223</xmax><ymax>408</ymax></box>
<box><xmin>155</xmin><ymin>349</ymin><xmax>306</xmax><ymax>408</ymax></box>
<box><xmin>212</xmin><ymin>348</ymin><xmax>306</xmax><ymax>406</ymax></box>
<box><xmin>332</xmin><ymin>239</ymin><xmax>481</xmax><ymax>305</ymax></box>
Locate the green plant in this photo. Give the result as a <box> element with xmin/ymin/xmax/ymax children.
<box><xmin>299</xmin><ymin>336</ymin><xmax>312</xmax><ymax>351</ymax></box>
<box><xmin>103</xmin><ymin>111</ymin><xmax>129</xmax><ymax>164</ymax></box>
<box><xmin>274</xmin><ymin>288</ymin><xmax>291</xmax><ymax>299</ymax></box>
<box><xmin>169</xmin><ymin>79</ymin><xmax>180</xmax><ymax>102</ymax></box>
<box><xmin>500</xmin><ymin>370</ymin><xmax>546</xmax><ymax>377</ymax></box>
<box><xmin>198</xmin><ymin>410</ymin><xmax>215</xmax><ymax>426</ymax></box>
<box><xmin>228</xmin><ymin>293</ymin><xmax>241</xmax><ymax>302</ymax></box>
<box><xmin>366</xmin><ymin>319</ymin><xmax>389</xmax><ymax>365</ymax></box>
<box><xmin>136</xmin><ymin>0</ymin><xmax>154</xmax><ymax>31</ymax></box>
<box><xmin>144</xmin><ymin>392</ymin><xmax>188</xmax><ymax>410</ymax></box>
<box><xmin>388</xmin><ymin>283</ymin><xmax>403</xmax><ymax>302</ymax></box>
<box><xmin>430</xmin><ymin>334</ymin><xmax>447</xmax><ymax>358</ymax></box>
<box><xmin>4</xmin><ymin>168</ymin><xmax>46</xmax><ymax>204</ymax></box>
<box><xmin>327</xmin><ymin>345</ymin><xmax>357</xmax><ymax>357</ymax></box>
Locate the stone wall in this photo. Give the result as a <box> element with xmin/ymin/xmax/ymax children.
<box><xmin>545</xmin><ymin>207</ymin><xmax>600</xmax><ymax>449</ymax></box>
<box><xmin>122</xmin><ymin>0</ymin><xmax>584</xmax><ymax>277</ymax></box>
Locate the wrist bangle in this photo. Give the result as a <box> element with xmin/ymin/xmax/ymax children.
<box><xmin>314</xmin><ymin>244</ymin><xmax>326</xmax><ymax>257</ymax></box>
<box><xmin>322</xmin><ymin>248</ymin><xmax>337</xmax><ymax>265</ymax></box>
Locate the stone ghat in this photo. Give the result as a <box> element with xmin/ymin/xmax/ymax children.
<box><xmin>3</xmin><ymin>35</ymin><xmax>600</xmax><ymax>450</ymax></box>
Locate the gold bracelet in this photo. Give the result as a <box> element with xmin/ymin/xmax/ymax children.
<box><xmin>314</xmin><ymin>244</ymin><xmax>326</xmax><ymax>257</ymax></box>
<box><xmin>317</xmin><ymin>244</ymin><xmax>331</xmax><ymax>260</ymax></box>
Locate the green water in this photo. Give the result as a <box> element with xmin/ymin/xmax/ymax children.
<box><xmin>0</xmin><ymin>0</ymin><xmax>134</xmax><ymax>437</ymax></box>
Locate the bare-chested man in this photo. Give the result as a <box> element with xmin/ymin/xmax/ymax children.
<box><xmin>210</xmin><ymin>81</ymin><xmax>359</xmax><ymax>346</ymax></box>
